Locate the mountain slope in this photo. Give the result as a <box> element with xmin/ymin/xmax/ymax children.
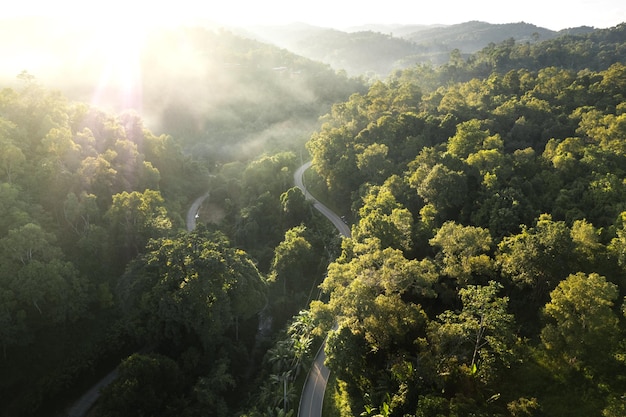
<box><xmin>243</xmin><ymin>21</ymin><xmax>597</xmax><ymax>77</ymax></box>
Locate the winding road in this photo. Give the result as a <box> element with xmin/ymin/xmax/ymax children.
<box><xmin>186</xmin><ymin>191</ymin><xmax>210</xmax><ymax>231</ymax></box>
<box><xmin>295</xmin><ymin>161</ymin><xmax>351</xmax><ymax>417</ymax></box>
<box><xmin>66</xmin><ymin>162</ymin><xmax>343</xmax><ymax>417</ymax></box>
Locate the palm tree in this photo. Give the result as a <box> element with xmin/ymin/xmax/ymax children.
<box><xmin>267</xmin><ymin>340</ymin><xmax>295</xmax><ymax>374</ymax></box>
<box><xmin>270</xmin><ymin>371</ymin><xmax>296</xmax><ymax>410</ymax></box>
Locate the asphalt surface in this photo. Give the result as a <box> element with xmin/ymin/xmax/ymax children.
<box><xmin>294</xmin><ymin>161</ymin><xmax>351</xmax><ymax>238</ymax></box>
<box><xmin>186</xmin><ymin>192</ymin><xmax>210</xmax><ymax>231</ymax></box>
<box><xmin>297</xmin><ymin>343</ymin><xmax>331</xmax><ymax>417</ymax></box>
<box><xmin>64</xmin><ymin>369</ymin><xmax>118</xmax><ymax>417</ymax></box>
<box><xmin>295</xmin><ymin>161</ymin><xmax>350</xmax><ymax>417</ymax></box>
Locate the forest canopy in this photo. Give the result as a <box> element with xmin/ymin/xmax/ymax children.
<box><xmin>1</xmin><ymin>20</ymin><xmax>626</xmax><ymax>417</ymax></box>
<box><xmin>305</xmin><ymin>25</ymin><xmax>626</xmax><ymax>417</ymax></box>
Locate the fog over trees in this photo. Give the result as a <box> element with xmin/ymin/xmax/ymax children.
<box><xmin>1</xmin><ymin>16</ymin><xmax>626</xmax><ymax>417</ymax></box>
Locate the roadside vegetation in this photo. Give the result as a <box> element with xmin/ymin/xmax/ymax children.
<box><xmin>1</xmin><ymin>21</ymin><xmax>626</xmax><ymax>417</ymax></box>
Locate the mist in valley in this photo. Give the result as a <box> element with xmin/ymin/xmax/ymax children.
<box><xmin>3</xmin><ymin>7</ymin><xmax>626</xmax><ymax>417</ymax></box>
<box><xmin>0</xmin><ymin>17</ymin><xmax>362</xmax><ymax>164</ymax></box>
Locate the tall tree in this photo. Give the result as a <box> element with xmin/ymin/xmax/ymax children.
<box><xmin>105</xmin><ymin>189</ymin><xmax>172</xmax><ymax>264</ymax></box>
<box><xmin>429</xmin><ymin>281</ymin><xmax>515</xmax><ymax>384</ymax></box>
<box><xmin>541</xmin><ymin>272</ymin><xmax>620</xmax><ymax>375</ymax></box>
<box><xmin>96</xmin><ymin>353</ymin><xmax>187</xmax><ymax>417</ymax></box>
<box><xmin>497</xmin><ymin>214</ymin><xmax>574</xmax><ymax>305</ymax></box>
<box><xmin>429</xmin><ymin>221</ymin><xmax>494</xmax><ymax>286</ymax></box>
<box><xmin>269</xmin><ymin>225</ymin><xmax>316</xmax><ymax>297</ymax></box>
<box><xmin>119</xmin><ymin>228</ymin><xmax>266</xmax><ymax>353</ymax></box>
<box><xmin>0</xmin><ymin>118</ymin><xmax>25</xmax><ymax>184</ymax></box>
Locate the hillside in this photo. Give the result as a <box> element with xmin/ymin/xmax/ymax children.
<box><xmin>2</xmin><ymin>15</ymin><xmax>626</xmax><ymax>417</ymax></box>
<box><xmin>0</xmin><ymin>21</ymin><xmax>362</xmax><ymax>417</ymax></box>
<box><xmin>304</xmin><ymin>22</ymin><xmax>626</xmax><ymax>417</ymax></box>
<box><xmin>0</xmin><ymin>19</ymin><xmax>366</xmax><ymax>162</ymax></box>
<box><xmin>243</xmin><ymin>21</ymin><xmax>596</xmax><ymax>77</ymax></box>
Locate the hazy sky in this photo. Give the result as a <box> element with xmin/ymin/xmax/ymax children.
<box><xmin>4</xmin><ymin>0</ymin><xmax>625</xmax><ymax>31</ymax></box>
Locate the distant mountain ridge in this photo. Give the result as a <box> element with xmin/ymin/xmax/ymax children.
<box><xmin>242</xmin><ymin>21</ymin><xmax>598</xmax><ymax>77</ymax></box>
<box><xmin>399</xmin><ymin>21</ymin><xmax>595</xmax><ymax>51</ymax></box>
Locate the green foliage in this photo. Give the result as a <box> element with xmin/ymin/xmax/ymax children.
<box><xmin>95</xmin><ymin>353</ymin><xmax>187</xmax><ymax>417</ymax></box>
<box><xmin>497</xmin><ymin>214</ymin><xmax>574</xmax><ymax>303</ymax></box>
<box><xmin>429</xmin><ymin>281</ymin><xmax>515</xmax><ymax>385</ymax></box>
<box><xmin>193</xmin><ymin>358</ymin><xmax>236</xmax><ymax>417</ymax></box>
<box><xmin>541</xmin><ymin>272</ymin><xmax>619</xmax><ymax>373</ymax></box>
<box><xmin>305</xmin><ymin>24</ymin><xmax>626</xmax><ymax>417</ymax></box>
<box><xmin>429</xmin><ymin>222</ymin><xmax>494</xmax><ymax>286</ymax></box>
<box><xmin>105</xmin><ymin>189</ymin><xmax>172</xmax><ymax>266</ymax></box>
<box><xmin>354</xmin><ymin>183</ymin><xmax>414</xmax><ymax>252</ymax></box>
<box><xmin>119</xmin><ymin>227</ymin><xmax>266</xmax><ymax>353</ymax></box>
<box><xmin>268</xmin><ymin>226</ymin><xmax>319</xmax><ymax>320</ymax></box>
<box><xmin>3</xmin><ymin>20</ymin><xmax>626</xmax><ymax>417</ymax></box>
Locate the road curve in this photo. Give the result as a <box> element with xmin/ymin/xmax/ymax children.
<box><xmin>294</xmin><ymin>162</ymin><xmax>351</xmax><ymax>238</ymax></box>
<box><xmin>295</xmin><ymin>161</ymin><xmax>350</xmax><ymax>417</ymax></box>
<box><xmin>67</xmin><ymin>165</ymin><xmax>340</xmax><ymax>417</ymax></box>
<box><xmin>186</xmin><ymin>192</ymin><xmax>210</xmax><ymax>231</ymax></box>
<box><xmin>64</xmin><ymin>369</ymin><xmax>118</xmax><ymax>417</ymax></box>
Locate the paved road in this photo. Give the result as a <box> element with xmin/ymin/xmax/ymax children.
<box><xmin>186</xmin><ymin>192</ymin><xmax>210</xmax><ymax>231</ymax></box>
<box><xmin>295</xmin><ymin>161</ymin><xmax>350</xmax><ymax>417</ymax></box>
<box><xmin>294</xmin><ymin>161</ymin><xmax>351</xmax><ymax>238</ymax></box>
<box><xmin>64</xmin><ymin>369</ymin><xmax>118</xmax><ymax>417</ymax></box>
<box><xmin>298</xmin><ymin>343</ymin><xmax>331</xmax><ymax>417</ymax></box>
<box><xmin>66</xmin><ymin>166</ymin><xmax>340</xmax><ymax>417</ymax></box>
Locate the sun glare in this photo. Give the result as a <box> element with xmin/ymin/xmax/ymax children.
<box><xmin>87</xmin><ymin>13</ymin><xmax>150</xmax><ymax>112</ymax></box>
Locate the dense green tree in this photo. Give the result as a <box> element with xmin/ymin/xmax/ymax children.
<box><xmin>413</xmin><ymin>163</ymin><xmax>468</xmax><ymax>219</ymax></box>
<box><xmin>354</xmin><ymin>184</ymin><xmax>413</xmax><ymax>252</ymax></box>
<box><xmin>0</xmin><ymin>287</ymin><xmax>28</xmax><ymax>358</ymax></box>
<box><xmin>541</xmin><ymin>272</ymin><xmax>620</xmax><ymax>375</ymax></box>
<box><xmin>429</xmin><ymin>221</ymin><xmax>494</xmax><ymax>286</ymax></box>
<box><xmin>96</xmin><ymin>353</ymin><xmax>187</xmax><ymax>417</ymax></box>
<box><xmin>570</xmin><ymin>219</ymin><xmax>609</xmax><ymax>274</ymax></box>
<box><xmin>193</xmin><ymin>357</ymin><xmax>236</xmax><ymax>417</ymax></box>
<box><xmin>608</xmin><ymin>211</ymin><xmax>626</xmax><ymax>270</ymax></box>
<box><xmin>62</xmin><ymin>191</ymin><xmax>99</xmax><ymax>237</ymax></box>
<box><xmin>269</xmin><ymin>225</ymin><xmax>316</xmax><ymax>298</ymax></box>
<box><xmin>105</xmin><ymin>189</ymin><xmax>172</xmax><ymax>264</ymax></box>
<box><xmin>447</xmin><ymin>119</ymin><xmax>501</xmax><ymax>160</ymax></box>
<box><xmin>77</xmin><ymin>154</ymin><xmax>118</xmax><ymax>207</ymax></box>
<box><xmin>235</xmin><ymin>191</ymin><xmax>283</xmax><ymax>268</ymax></box>
<box><xmin>312</xmin><ymin>237</ymin><xmax>437</xmax><ymax>411</ymax></box>
<box><xmin>0</xmin><ymin>184</ymin><xmax>31</xmax><ymax>236</ymax></box>
<box><xmin>355</xmin><ymin>142</ymin><xmax>392</xmax><ymax>184</ymax></box>
<box><xmin>428</xmin><ymin>281</ymin><xmax>515</xmax><ymax>385</ymax></box>
<box><xmin>0</xmin><ymin>118</ymin><xmax>25</xmax><ymax>184</ymax></box>
<box><xmin>0</xmin><ymin>222</ymin><xmax>61</xmax><ymax>267</ymax></box>
<box><xmin>280</xmin><ymin>187</ymin><xmax>311</xmax><ymax>228</ymax></box>
<box><xmin>119</xmin><ymin>228</ymin><xmax>266</xmax><ymax>352</ymax></box>
<box><xmin>13</xmin><ymin>258</ymin><xmax>87</xmax><ymax>324</ymax></box>
<box><xmin>242</xmin><ymin>152</ymin><xmax>297</xmax><ymax>201</ymax></box>
<box><xmin>0</xmin><ymin>223</ymin><xmax>88</xmax><ymax>351</ymax></box>
<box><xmin>497</xmin><ymin>214</ymin><xmax>574</xmax><ymax>306</ymax></box>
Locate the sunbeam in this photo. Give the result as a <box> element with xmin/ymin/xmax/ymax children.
<box><xmin>87</xmin><ymin>13</ymin><xmax>148</xmax><ymax>112</ymax></box>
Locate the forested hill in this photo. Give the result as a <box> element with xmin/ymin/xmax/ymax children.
<box><xmin>456</xmin><ymin>22</ymin><xmax>626</xmax><ymax>79</ymax></box>
<box><xmin>0</xmin><ymin>23</ymin><xmax>363</xmax><ymax>417</ymax></box>
<box><xmin>243</xmin><ymin>20</ymin><xmax>599</xmax><ymax>77</ymax></box>
<box><xmin>2</xmin><ymin>17</ymin><xmax>626</xmax><ymax>417</ymax></box>
<box><xmin>0</xmin><ymin>20</ymin><xmax>365</xmax><ymax>161</ymax></box>
<box><xmin>304</xmin><ymin>23</ymin><xmax>626</xmax><ymax>417</ymax></box>
<box><xmin>399</xmin><ymin>20</ymin><xmax>593</xmax><ymax>51</ymax></box>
